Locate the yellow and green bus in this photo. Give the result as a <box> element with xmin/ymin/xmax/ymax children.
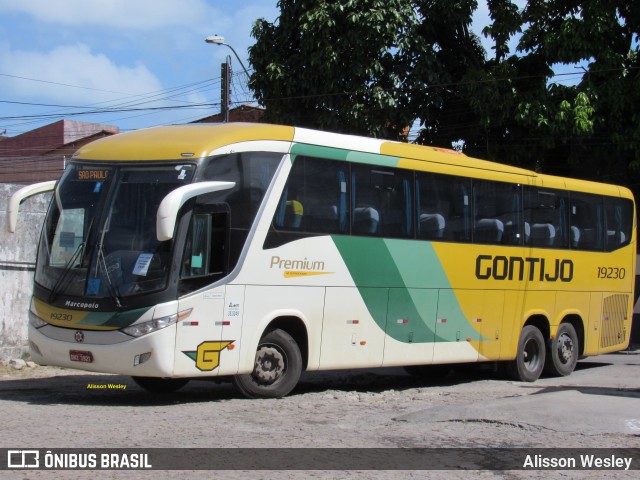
<box><xmin>8</xmin><ymin>123</ymin><xmax>636</xmax><ymax>398</ymax></box>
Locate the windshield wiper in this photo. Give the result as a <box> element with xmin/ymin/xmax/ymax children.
<box><xmin>96</xmin><ymin>243</ymin><xmax>123</xmax><ymax>308</ymax></box>
<box><xmin>48</xmin><ymin>242</ymin><xmax>85</xmax><ymax>303</ymax></box>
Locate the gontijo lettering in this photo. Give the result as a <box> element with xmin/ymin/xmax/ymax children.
<box><xmin>476</xmin><ymin>255</ymin><xmax>574</xmax><ymax>282</ymax></box>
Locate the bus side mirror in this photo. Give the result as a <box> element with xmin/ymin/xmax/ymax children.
<box><xmin>7</xmin><ymin>180</ymin><xmax>56</xmax><ymax>233</ymax></box>
<box><xmin>156</xmin><ymin>181</ymin><xmax>235</xmax><ymax>241</ymax></box>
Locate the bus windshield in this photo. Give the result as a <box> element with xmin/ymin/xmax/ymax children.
<box><xmin>35</xmin><ymin>163</ymin><xmax>195</xmax><ymax>302</ymax></box>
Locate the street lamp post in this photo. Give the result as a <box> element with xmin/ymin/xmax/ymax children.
<box><xmin>204</xmin><ymin>35</ymin><xmax>251</xmax><ymax>77</ymax></box>
<box><xmin>205</xmin><ymin>35</ymin><xmax>251</xmax><ymax>123</ymax></box>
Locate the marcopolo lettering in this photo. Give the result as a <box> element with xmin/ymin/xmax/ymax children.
<box><xmin>475</xmin><ymin>255</ymin><xmax>573</xmax><ymax>282</ymax></box>
<box><xmin>64</xmin><ymin>300</ymin><xmax>100</xmax><ymax>309</ymax></box>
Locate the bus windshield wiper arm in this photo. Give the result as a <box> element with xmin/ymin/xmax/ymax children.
<box><xmin>96</xmin><ymin>243</ymin><xmax>123</xmax><ymax>308</ymax></box>
<box><xmin>48</xmin><ymin>241</ymin><xmax>85</xmax><ymax>303</ymax></box>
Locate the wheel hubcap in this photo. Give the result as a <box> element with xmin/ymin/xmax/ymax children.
<box><xmin>557</xmin><ymin>333</ymin><xmax>574</xmax><ymax>364</ymax></box>
<box><xmin>523</xmin><ymin>339</ymin><xmax>540</xmax><ymax>371</ymax></box>
<box><xmin>252</xmin><ymin>344</ymin><xmax>286</xmax><ymax>385</ymax></box>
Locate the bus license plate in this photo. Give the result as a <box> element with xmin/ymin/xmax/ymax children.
<box><xmin>70</xmin><ymin>350</ymin><xmax>94</xmax><ymax>363</ymax></box>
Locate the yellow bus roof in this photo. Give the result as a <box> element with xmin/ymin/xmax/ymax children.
<box><xmin>72</xmin><ymin>122</ymin><xmax>632</xmax><ymax>199</ymax></box>
<box><xmin>381</xmin><ymin>141</ymin><xmax>535</xmax><ymax>178</ymax></box>
<box><xmin>73</xmin><ymin>123</ymin><xmax>295</xmax><ymax>161</ymax></box>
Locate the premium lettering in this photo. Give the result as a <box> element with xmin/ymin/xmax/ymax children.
<box><xmin>476</xmin><ymin>255</ymin><xmax>573</xmax><ymax>282</ymax></box>
<box><xmin>270</xmin><ymin>255</ymin><xmax>325</xmax><ymax>271</ymax></box>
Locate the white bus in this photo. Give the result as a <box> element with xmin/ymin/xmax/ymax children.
<box><xmin>8</xmin><ymin>123</ymin><xmax>636</xmax><ymax>398</ymax></box>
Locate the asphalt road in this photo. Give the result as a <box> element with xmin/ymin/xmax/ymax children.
<box><xmin>1</xmin><ymin>351</ymin><xmax>639</xmax><ymax>479</ymax></box>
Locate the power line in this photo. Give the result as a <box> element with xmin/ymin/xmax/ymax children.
<box><xmin>1</xmin><ymin>64</ymin><xmax>636</xmax><ymax>135</ymax></box>
<box><xmin>0</xmin><ymin>76</ymin><xmax>225</xmax><ymax>133</ymax></box>
<box><xmin>0</xmin><ymin>103</ymin><xmax>220</xmax><ymax>121</ymax></box>
<box><xmin>0</xmin><ymin>72</ymin><xmax>134</xmax><ymax>95</ymax></box>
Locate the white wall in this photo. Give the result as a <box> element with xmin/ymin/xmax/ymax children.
<box><xmin>0</xmin><ymin>184</ymin><xmax>51</xmax><ymax>361</ymax></box>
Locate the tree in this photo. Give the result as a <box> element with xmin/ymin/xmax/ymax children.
<box><xmin>249</xmin><ymin>0</ymin><xmax>416</xmax><ymax>139</ymax></box>
<box><xmin>516</xmin><ymin>0</ymin><xmax>640</xmax><ymax>182</ymax></box>
<box><xmin>249</xmin><ymin>1</ymin><xmax>640</xmax><ymax>190</ymax></box>
<box><xmin>406</xmin><ymin>1</ymin><xmax>602</xmax><ymax>172</ymax></box>
<box><xmin>441</xmin><ymin>1</ymin><xmax>639</xmax><ymax>182</ymax></box>
<box><xmin>404</xmin><ymin>1</ymin><xmax>490</xmax><ymax>151</ymax></box>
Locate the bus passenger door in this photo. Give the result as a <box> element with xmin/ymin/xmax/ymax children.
<box><xmin>382</xmin><ymin>288</ymin><xmax>438</xmax><ymax>366</ymax></box>
<box><xmin>458</xmin><ymin>289</ymin><xmax>506</xmax><ymax>361</ymax></box>
<box><xmin>320</xmin><ymin>287</ymin><xmax>386</xmax><ymax>369</ymax></box>
<box><xmin>433</xmin><ymin>290</ymin><xmax>481</xmax><ymax>363</ymax></box>
<box><xmin>174</xmin><ymin>286</ymin><xmax>227</xmax><ymax>376</ymax></box>
<box><xmin>217</xmin><ymin>284</ymin><xmax>246</xmax><ymax>374</ymax></box>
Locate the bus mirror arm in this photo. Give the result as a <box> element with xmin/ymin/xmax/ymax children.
<box><xmin>156</xmin><ymin>181</ymin><xmax>236</xmax><ymax>241</ymax></box>
<box><xmin>7</xmin><ymin>180</ymin><xmax>56</xmax><ymax>233</ymax></box>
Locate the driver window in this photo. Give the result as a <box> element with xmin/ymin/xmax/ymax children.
<box><xmin>180</xmin><ymin>209</ymin><xmax>229</xmax><ymax>287</ymax></box>
<box><xmin>182</xmin><ymin>214</ymin><xmax>211</xmax><ymax>278</ymax></box>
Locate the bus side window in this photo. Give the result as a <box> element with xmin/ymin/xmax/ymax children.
<box><xmin>416</xmin><ymin>172</ymin><xmax>467</xmax><ymax>242</ymax></box>
<box><xmin>570</xmin><ymin>193</ymin><xmax>604</xmax><ymax>251</ymax></box>
<box><xmin>274</xmin><ymin>156</ymin><xmax>346</xmax><ymax>235</ymax></box>
<box><xmin>524</xmin><ymin>187</ymin><xmax>569</xmax><ymax>248</ymax></box>
<box><xmin>604</xmin><ymin>196</ymin><xmax>634</xmax><ymax>251</ymax></box>
<box><xmin>473</xmin><ymin>180</ymin><xmax>521</xmax><ymax>245</ymax></box>
<box><xmin>351</xmin><ymin>165</ymin><xmax>413</xmax><ymax>238</ymax></box>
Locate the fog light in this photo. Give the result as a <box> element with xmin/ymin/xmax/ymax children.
<box><xmin>134</xmin><ymin>352</ymin><xmax>152</xmax><ymax>366</ymax></box>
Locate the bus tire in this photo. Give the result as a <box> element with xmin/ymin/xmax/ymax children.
<box><xmin>544</xmin><ymin>322</ymin><xmax>579</xmax><ymax>377</ymax></box>
<box><xmin>506</xmin><ymin>325</ymin><xmax>546</xmax><ymax>382</ymax></box>
<box><xmin>131</xmin><ymin>376</ymin><xmax>189</xmax><ymax>393</ymax></box>
<box><xmin>232</xmin><ymin>328</ymin><xmax>302</xmax><ymax>399</ymax></box>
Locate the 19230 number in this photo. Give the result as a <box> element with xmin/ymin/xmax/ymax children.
<box><xmin>597</xmin><ymin>266</ymin><xmax>626</xmax><ymax>279</ymax></box>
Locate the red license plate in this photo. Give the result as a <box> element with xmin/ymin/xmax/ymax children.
<box><xmin>69</xmin><ymin>350</ymin><xmax>94</xmax><ymax>363</ymax></box>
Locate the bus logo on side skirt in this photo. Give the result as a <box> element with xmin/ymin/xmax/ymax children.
<box><xmin>182</xmin><ymin>341</ymin><xmax>234</xmax><ymax>371</ymax></box>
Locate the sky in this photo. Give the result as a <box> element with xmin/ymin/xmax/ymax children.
<box><xmin>0</xmin><ymin>0</ymin><xmax>280</xmax><ymax>135</ymax></box>
<box><xmin>0</xmin><ymin>0</ymin><xmax>510</xmax><ymax>137</ymax></box>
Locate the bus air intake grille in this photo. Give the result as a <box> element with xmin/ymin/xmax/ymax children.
<box><xmin>600</xmin><ymin>294</ymin><xmax>629</xmax><ymax>348</ymax></box>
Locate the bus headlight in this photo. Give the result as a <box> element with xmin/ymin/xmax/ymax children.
<box><xmin>29</xmin><ymin>310</ymin><xmax>48</xmax><ymax>329</ymax></box>
<box><xmin>122</xmin><ymin>309</ymin><xmax>191</xmax><ymax>337</ymax></box>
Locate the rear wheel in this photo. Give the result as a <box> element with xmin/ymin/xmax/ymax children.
<box><xmin>232</xmin><ymin>329</ymin><xmax>302</xmax><ymax>399</ymax></box>
<box><xmin>544</xmin><ymin>322</ymin><xmax>579</xmax><ymax>377</ymax></box>
<box><xmin>131</xmin><ymin>376</ymin><xmax>189</xmax><ymax>393</ymax></box>
<box><xmin>506</xmin><ymin>325</ymin><xmax>546</xmax><ymax>382</ymax></box>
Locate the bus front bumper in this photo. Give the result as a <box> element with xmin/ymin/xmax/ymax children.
<box><xmin>28</xmin><ymin>323</ymin><xmax>178</xmax><ymax>377</ymax></box>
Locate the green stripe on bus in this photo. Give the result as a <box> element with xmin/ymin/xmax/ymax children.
<box><xmin>290</xmin><ymin>144</ymin><xmax>400</xmax><ymax>167</ymax></box>
<box><xmin>331</xmin><ymin>236</ymin><xmax>482</xmax><ymax>343</ymax></box>
<box><xmin>76</xmin><ymin>307</ymin><xmax>150</xmax><ymax>328</ymax></box>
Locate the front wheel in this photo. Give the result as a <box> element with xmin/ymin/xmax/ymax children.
<box><xmin>544</xmin><ymin>322</ymin><xmax>579</xmax><ymax>377</ymax></box>
<box><xmin>506</xmin><ymin>325</ymin><xmax>546</xmax><ymax>382</ymax></box>
<box><xmin>232</xmin><ymin>329</ymin><xmax>302</xmax><ymax>399</ymax></box>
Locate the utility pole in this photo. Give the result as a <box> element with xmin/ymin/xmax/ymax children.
<box><xmin>220</xmin><ymin>56</ymin><xmax>231</xmax><ymax>122</ymax></box>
